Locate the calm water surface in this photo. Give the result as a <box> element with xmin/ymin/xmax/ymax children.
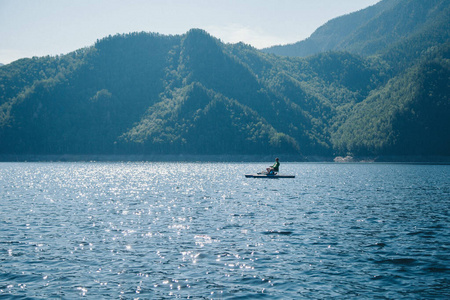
<box><xmin>0</xmin><ymin>162</ymin><xmax>449</xmax><ymax>299</ymax></box>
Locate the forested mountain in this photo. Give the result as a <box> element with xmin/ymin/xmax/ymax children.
<box><xmin>263</xmin><ymin>0</ymin><xmax>450</xmax><ymax>61</ymax></box>
<box><xmin>332</xmin><ymin>44</ymin><xmax>450</xmax><ymax>156</ymax></box>
<box><xmin>0</xmin><ymin>0</ymin><xmax>449</xmax><ymax>160</ymax></box>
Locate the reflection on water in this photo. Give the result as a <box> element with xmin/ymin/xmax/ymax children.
<box><xmin>0</xmin><ymin>162</ymin><xmax>449</xmax><ymax>298</ymax></box>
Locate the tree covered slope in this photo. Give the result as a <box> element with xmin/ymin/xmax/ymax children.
<box><xmin>263</xmin><ymin>0</ymin><xmax>449</xmax><ymax>61</ymax></box>
<box><xmin>0</xmin><ymin>0</ymin><xmax>449</xmax><ymax>159</ymax></box>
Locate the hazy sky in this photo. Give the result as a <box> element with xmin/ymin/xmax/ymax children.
<box><xmin>0</xmin><ymin>0</ymin><xmax>380</xmax><ymax>65</ymax></box>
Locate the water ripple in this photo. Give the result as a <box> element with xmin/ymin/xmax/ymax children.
<box><xmin>0</xmin><ymin>162</ymin><xmax>449</xmax><ymax>298</ymax></box>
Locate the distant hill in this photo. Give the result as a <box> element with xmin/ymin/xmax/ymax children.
<box><xmin>263</xmin><ymin>0</ymin><xmax>450</xmax><ymax>61</ymax></box>
<box><xmin>0</xmin><ymin>0</ymin><xmax>449</xmax><ymax>160</ymax></box>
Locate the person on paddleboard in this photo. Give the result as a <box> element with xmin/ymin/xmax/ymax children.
<box><xmin>266</xmin><ymin>158</ymin><xmax>280</xmax><ymax>174</ymax></box>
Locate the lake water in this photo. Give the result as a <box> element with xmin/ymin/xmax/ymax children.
<box><xmin>0</xmin><ymin>162</ymin><xmax>449</xmax><ymax>299</ymax></box>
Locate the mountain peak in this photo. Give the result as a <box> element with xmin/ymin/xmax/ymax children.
<box><xmin>181</xmin><ymin>28</ymin><xmax>221</xmax><ymax>51</ymax></box>
<box><xmin>262</xmin><ymin>0</ymin><xmax>449</xmax><ymax>58</ymax></box>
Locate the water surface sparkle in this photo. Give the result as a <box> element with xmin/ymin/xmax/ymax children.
<box><xmin>1</xmin><ymin>162</ymin><xmax>449</xmax><ymax>298</ymax></box>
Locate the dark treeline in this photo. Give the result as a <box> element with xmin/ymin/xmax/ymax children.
<box><xmin>0</xmin><ymin>0</ymin><xmax>449</xmax><ymax>160</ymax></box>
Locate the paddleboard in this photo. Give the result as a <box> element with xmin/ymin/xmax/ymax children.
<box><xmin>245</xmin><ymin>174</ymin><xmax>295</xmax><ymax>178</ymax></box>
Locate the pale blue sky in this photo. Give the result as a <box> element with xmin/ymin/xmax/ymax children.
<box><xmin>0</xmin><ymin>0</ymin><xmax>380</xmax><ymax>65</ymax></box>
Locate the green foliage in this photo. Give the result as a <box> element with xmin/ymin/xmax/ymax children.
<box><xmin>120</xmin><ymin>82</ymin><xmax>300</xmax><ymax>154</ymax></box>
<box><xmin>332</xmin><ymin>44</ymin><xmax>450</xmax><ymax>156</ymax></box>
<box><xmin>264</xmin><ymin>0</ymin><xmax>449</xmax><ymax>61</ymax></box>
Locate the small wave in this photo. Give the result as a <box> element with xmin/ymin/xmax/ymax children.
<box><xmin>366</xmin><ymin>242</ymin><xmax>387</xmax><ymax>248</ymax></box>
<box><xmin>423</xmin><ymin>266</ymin><xmax>449</xmax><ymax>273</ymax></box>
<box><xmin>375</xmin><ymin>258</ymin><xmax>417</xmax><ymax>265</ymax></box>
<box><xmin>407</xmin><ymin>230</ymin><xmax>436</xmax><ymax>237</ymax></box>
<box><xmin>262</xmin><ymin>230</ymin><xmax>293</xmax><ymax>236</ymax></box>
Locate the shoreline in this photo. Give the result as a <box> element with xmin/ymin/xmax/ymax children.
<box><xmin>1</xmin><ymin>154</ymin><xmax>449</xmax><ymax>163</ymax></box>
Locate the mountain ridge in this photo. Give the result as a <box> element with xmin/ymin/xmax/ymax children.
<box><xmin>263</xmin><ymin>0</ymin><xmax>449</xmax><ymax>60</ymax></box>
<box><xmin>0</xmin><ymin>0</ymin><xmax>449</xmax><ymax>160</ymax></box>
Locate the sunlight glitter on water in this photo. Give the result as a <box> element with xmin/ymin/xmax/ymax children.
<box><xmin>0</xmin><ymin>162</ymin><xmax>449</xmax><ymax>298</ymax></box>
